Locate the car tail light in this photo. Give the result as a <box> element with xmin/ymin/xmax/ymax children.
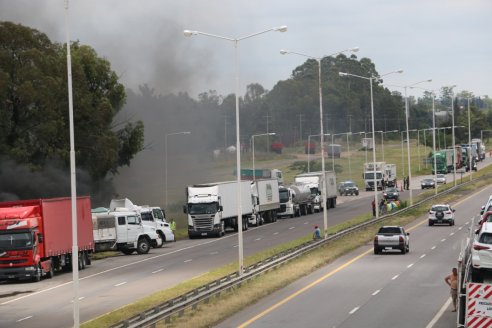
<box><xmin>473</xmin><ymin>244</ymin><xmax>490</xmax><ymax>251</ymax></box>
<box><xmin>399</xmin><ymin>236</ymin><xmax>404</xmax><ymax>244</ymax></box>
<box><xmin>445</xmin><ymin>211</ymin><xmax>452</xmax><ymax>214</ymax></box>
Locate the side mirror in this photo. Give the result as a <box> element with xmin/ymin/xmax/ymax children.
<box><xmin>37</xmin><ymin>233</ymin><xmax>43</xmax><ymax>243</ymax></box>
<box><xmin>453</xmin><ymin>209</ymin><xmax>456</xmax><ymax>212</ymax></box>
<box><xmin>407</xmin><ymin>233</ymin><xmax>410</xmax><ymax>236</ymax></box>
<box><xmin>183</xmin><ymin>205</ymin><xmax>187</xmax><ymax>214</ymax></box>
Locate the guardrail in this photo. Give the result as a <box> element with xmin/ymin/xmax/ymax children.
<box><xmin>112</xmin><ymin>175</ymin><xmax>483</xmax><ymax>328</ymax></box>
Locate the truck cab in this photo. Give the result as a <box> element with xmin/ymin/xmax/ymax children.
<box><xmin>140</xmin><ymin>207</ymin><xmax>175</xmax><ymax>243</ymax></box>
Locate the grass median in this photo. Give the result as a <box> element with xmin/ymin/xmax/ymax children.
<box><xmin>82</xmin><ymin>166</ymin><xmax>492</xmax><ymax>328</ymax></box>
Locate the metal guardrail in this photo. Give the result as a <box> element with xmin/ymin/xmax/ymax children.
<box><xmin>112</xmin><ymin>175</ymin><xmax>485</xmax><ymax>328</ymax></box>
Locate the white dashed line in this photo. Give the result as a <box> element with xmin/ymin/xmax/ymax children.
<box><xmin>349</xmin><ymin>307</ymin><xmax>360</xmax><ymax>314</ymax></box>
<box><xmin>71</xmin><ymin>296</ymin><xmax>85</xmax><ymax>303</ymax></box>
<box><xmin>372</xmin><ymin>290</ymin><xmax>381</xmax><ymax>296</ymax></box>
<box><xmin>210</xmin><ymin>251</ymin><xmax>219</xmax><ymax>255</ymax></box>
<box><xmin>289</xmin><ymin>227</ymin><xmax>295</xmax><ymax>230</ymax></box>
<box><xmin>431</xmin><ymin>246</ymin><xmax>436</xmax><ymax>250</ymax></box>
<box><xmin>458</xmin><ymin>227</ymin><xmax>463</xmax><ymax>230</ymax></box>
<box><xmin>273</xmin><ymin>232</ymin><xmax>279</xmax><ymax>235</ymax></box>
<box><xmin>441</xmin><ymin>238</ymin><xmax>446</xmax><ymax>242</ymax></box>
<box><xmin>184</xmin><ymin>259</ymin><xmax>192</xmax><ymax>263</ymax></box>
<box><xmin>450</xmin><ymin>232</ymin><xmax>455</xmax><ymax>236</ymax></box>
<box><xmin>233</xmin><ymin>244</ymin><xmax>239</xmax><ymax>248</ymax></box>
<box><xmin>465</xmin><ymin>221</ymin><xmax>470</xmax><ymax>225</ymax></box>
<box><xmin>114</xmin><ymin>282</ymin><xmax>127</xmax><ymax>287</ymax></box>
<box><xmin>304</xmin><ymin>222</ymin><xmax>309</xmax><ymax>225</ymax></box>
<box><xmin>16</xmin><ymin>316</ymin><xmax>33</xmax><ymax>322</ymax></box>
<box><xmin>255</xmin><ymin>238</ymin><xmax>262</xmax><ymax>241</ymax></box>
<box><xmin>152</xmin><ymin>268</ymin><xmax>164</xmax><ymax>274</ymax></box>
<box><xmin>420</xmin><ymin>254</ymin><xmax>426</xmax><ymax>259</ymax></box>
<box><xmin>392</xmin><ymin>275</ymin><xmax>399</xmax><ymax>280</ymax></box>
<box><xmin>407</xmin><ymin>263</ymin><xmax>414</xmax><ymax>268</ymax></box>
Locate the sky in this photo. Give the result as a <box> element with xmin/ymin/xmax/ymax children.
<box><xmin>1</xmin><ymin>0</ymin><xmax>491</xmax><ymax>99</ymax></box>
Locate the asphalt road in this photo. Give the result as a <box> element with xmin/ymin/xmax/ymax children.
<box><xmin>0</xmin><ymin>157</ymin><xmax>489</xmax><ymax>328</ymax></box>
<box><xmin>216</xmin><ymin>181</ymin><xmax>491</xmax><ymax>328</ymax></box>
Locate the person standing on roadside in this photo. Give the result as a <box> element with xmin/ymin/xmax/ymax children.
<box><xmin>169</xmin><ymin>218</ymin><xmax>177</xmax><ymax>239</ymax></box>
<box><xmin>445</xmin><ymin>267</ymin><xmax>458</xmax><ymax>312</ymax></box>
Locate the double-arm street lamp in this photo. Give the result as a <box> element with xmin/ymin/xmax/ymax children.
<box><xmin>252</xmin><ymin>133</ymin><xmax>276</xmax><ymax>180</ymax></box>
<box><xmin>185</xmin><ymin>25</ymin><xmax>287</xmax><ymax>275</ymax></box>
<box><xmin>307</xmin><ymin>133</ymin><xmax>330</xmax><ymax>172</ymax></box>
<box><xmin>165</xmin><ymin>131</ymin><xmax>191</xmax><ymax>207</ymax></box>
<box><xmin>281</xmin><ymin>47</ymin><xmax>358</xmax><ymax>237</ymax></box>
<box><xmin>339</xmin><ymin>69</ymin><xmax>403</xmax><ymax>219</ymax></box>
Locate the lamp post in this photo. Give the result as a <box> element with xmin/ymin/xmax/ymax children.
<box><xmin>252</xmin><ymin>133</ymin><xmax>276</xmax><ymax>180</ymax></box>
<box><xmin>339</xmin><ymin>69</ymin><xmax>403</xmax><ymax>219</ymax></box>
<box><xmin>185</xmin><ymin>25</ymin><xmax>287</xmax><ymax>275</ymax></box>
<box><xmin>307</xmin><ymin>133</ymin><xmax>330</xmax><ymax>172</ymax></box>
<box><xmin>165</xmin><ymin>131</ymin><xmax>191</xmax><ymax>207</ymax></box>
<box><xmin>281</xmin><ymin>46</ymin><xmax>358</xmax><ymax>237</ymax></box>
<box><xmin>444</xmin><ymin>85</ymin><xmax>458</xmax><ymax>186</ymax></box>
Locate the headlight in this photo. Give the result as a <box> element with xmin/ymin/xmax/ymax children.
<box><xmin>25</xmin><ymin>266</ymin><xmax>36</xmax><ymax>271</ymax></box>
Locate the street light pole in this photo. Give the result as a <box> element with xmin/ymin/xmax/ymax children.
<box><xmin>165</xmin><ymin>131</ymin><xmax>191</xmax><ymax>207</ymax></box>
<box><xmin>185</xmin><ymin>25</ymin><xmax>287</xmax><ymax>276</ymax></box>
<box><xmin>281</xmin><ymin>47</ymin><xmax>358</xmax><ymax>238</ymax></box>
<box><xmin>340</xmin><ymin>69</ymin><xmax>403</xmax><ymax>219</ymax></box>
<box><xmin>252</xmin><ymin>133</ymin><xmax>276</xmax><ymax>180</ymax></box>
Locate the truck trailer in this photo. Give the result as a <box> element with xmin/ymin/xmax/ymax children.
<box><xmin>249</xmin><ymin>179</ymin><xmax>280</xmax><ymax>226</ymax></box>
<box><xmin>294</xmin><ymin>171</ymin><xmax>338</xmax><ymax>210</ymax></box>
<box><xmin>0</xmin><ymin>197</ymin><xmax>94</xmax><ymax>282</ymax></box>
<box><xmin>277</xmin><ymin>183</ymin><xmax>315</xmax><ymax>218</ymax></box>
<box><xmin>184</xmin><ymin>181</ymin><xmax>253</xmax><ymax>238</ymax></box>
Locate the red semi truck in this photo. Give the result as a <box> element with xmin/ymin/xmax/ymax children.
<box><xmin>0</xmin><ymin>197</ymin><xmax>94</xmax><ymax>282</ymax></box>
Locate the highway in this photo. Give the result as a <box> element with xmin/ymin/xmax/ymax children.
<box><xmin>216</xmin><ymin>183</ymin><xmax>491</xmax><ymax>328</ymax></box>
<box><xmin>0</xmin><ymin>159</ymin><xmax>488</xmax><ymax>328</ymax></box>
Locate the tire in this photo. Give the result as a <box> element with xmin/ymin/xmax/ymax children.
<box><xmin>136</xmin><ymin>238</ymin><xmax>151</xmax><ymax>254</ymax></box>
<box><xmin>429</xmin><ymin>220</ymin><xmax>434</xmax><ymax>226</ymax></box>
<box><xmin>32</xmin><ymin>265</ymin><xmax>41</xmax><ymax>282</ymax></box>
<box><xmin>121</xmin><ymin>248</ymin><xmax>135</xmax><ymax>255</ymax></box>
<box><xmin>78</xmin><ymin>254</ymin><xmax>85</xmax><ymax>270</ymax></box>
<box><xmin>450</xmin><ymin>220</ymin><xmax>455</xmax><ymax>226</ymax></box>
<box><xmin>401</xmin><ymin>246</ymin><xmax>407</xmax><ymax>254</ymax></box>
<box><xmin>374</xmin><ymin>247</ymin><xmax>380</xmax><ymax>255</ymax></box>
<box><xmin>47</xmin><ymin>260</ymin><xmax>55</xmax><ymax>279</ymax></box>
<box><xmin>155</xmin><ymin>232</ymin><xmax>165</xmax><ymax>248</ymax></box>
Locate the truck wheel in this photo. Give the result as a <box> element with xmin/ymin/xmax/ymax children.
<box><xmin>155</xmin><ymin>232</ymin><xmax>165</xmax><ymax>248</ymax></box>
<box><xmin>47</xmin><ymin>264</ymin><xmax>54</xmax><ymax>279</ymax></box>
<box><xmin>137</xmin><ymin>238</ymin><xmax>151</xmax><ymax>254</ymax></box>
<box><xmin>122</xmin><ymin>248</ymin><xmax>135</xmax><ymax>255</ymax></box>
<box><xmin>32</xmin><ymin>265</ymin><xmax>41</xmax><ymax>282</ymax></box>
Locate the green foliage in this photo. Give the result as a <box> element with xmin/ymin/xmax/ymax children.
<box><xmin>0</xmin><ymin>22</ymin><xmax>144</xmax><ymax>181</ymax></box>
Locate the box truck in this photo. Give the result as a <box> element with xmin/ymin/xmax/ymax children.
<box><xmin>0</xmin><ymin>197</ymin><xmax>94</xmax><ymax>282</ymax></box>
<box><xmin>184</xmin><ymin>181</ymin><xmax>253</xmax><ymax>238</ymax></box>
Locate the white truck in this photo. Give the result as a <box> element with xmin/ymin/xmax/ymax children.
<box><xmin>384</xmin><ymin>163</ymin><xmax>397</xmax><ymax>187</ymax></box>
<box><xmin>472</xmin><ymin>138</ymin><xmax>486</xmax><ymax>161</ymax></box>
<box><xmin>109</xmin><ymin>198</ymin><xmax>175</xmax><ymax>245</ymax></box>
<box><xmin>277</xmin><ymin>183</ymin><xmax>315</xmax><ymax>218</ymax></box>
<box><xmin>239</xmin><ymin>168</ymin><xmax>284</xmax><ymax>185</ymax></box>
<box><xmin>362</xmin><ymin>138</ymin><xmax>374</xmax><ymax>150</ymax></box>
<box><xmin>294</xmin><ymin>171</ymin><xmax>338</xmax><ymax>211</ymax></box>
<box><xmin>364</xmin><ymin>162</ymin><xmax>388</xmax><ymax>191</ymax></box>
<box><xmin>184</xmin><ymin>181</ymin><xmax>253</xmax><ymax>238</ymax></box>
<box><xmin>92</xmin><ymin>210</ymin><xmax>162</xmax><ymax>254</ymax></box>
<box><xmin>249</xmin><ymin>179</ymin><xmax>280</xmax><ymax>226</ymax></box>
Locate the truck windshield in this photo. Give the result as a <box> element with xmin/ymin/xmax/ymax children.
<box><xmin>279</xmin><ymin>189</ymin><xmax>290</xmax><ymax>203</ymax></box>
<box><xmin>0</xmin><ymin>231</ymin><xmax>33</xmax><ymax>250</ymax></box>
<box><xmin>364</xmin><ymin>173</ymin><xmax>382</xmax><ymax>179</ymax></box>
<box><xmin>188</xmin><ymin>203</ymin><xmax>218</xmax><ymax>215</ymax></box>
<box><xmin>141</xmin><ymin>212</ymin><xmax>154</xmax><ymax>222</ymax></box>
<box><xmin>152</xmin><ymin>208</ymin><xmax>165</xmax><ymax>221</ymax></box>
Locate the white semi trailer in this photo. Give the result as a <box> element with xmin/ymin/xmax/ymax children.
<box><xmin>294</xmin><ymin>171</ymin><xmax>338</xmax><ymax>211</ymax></box>
<box><xmin>184</xmin><ymin>181</ymin><xmax>253</xmax><ymax>238</ymax></box>
<box><xmin>249</xmin><ymin>179</ymin><xmax>280</xmax><ymax>226</ymax></box>
<box><xmin>277</xmin><ymin>183</ymin><xmax>315</xmax><ymax>218</ymax></box>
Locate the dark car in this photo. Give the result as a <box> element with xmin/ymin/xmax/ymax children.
<box><xmin>383</xmin><ymin>187</ymin><xmax>399</xmax><ymax>200</ymax></box>
<box><xmin>338</xmin><ymin>181</ymin><xmax>359</xmax><ymax>196</ymax></box>
<box><xmin>421</xmin><ymin>178</ymin><xmax>436</xmax><ymax>189</ymax></box>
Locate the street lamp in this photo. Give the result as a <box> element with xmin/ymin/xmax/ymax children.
<box><xmin>281</xmin><ymin>46</ymin><xmax>358</xmax><ymax>237</ymax></box>
<box><xmin>307</xmin><ymin>133</ymin><xmax>330</xmax><ymax>172</ymax></box>
<box><xmin>165</xmin><ymin>131</ymin><xmax>191</xmax><ymax>207</ymax></box>
<box><xmin>252</xmin><ymin>133</ymin><xmax>276</xmax><ymax>180</ymax></box>
<box><xmin>444</xmin><ymin>85</ymin><xmax>458</xmax><ymax>186</ymax></box>
<box><xmin>339</xmin><ymin>69</ymin><xmax>403</xmax><ymax>219</ymax></box>
<box><xmin>185</xmin><ymin>25</ymin><xmax>287</xmax><ymax>275</ymax></box>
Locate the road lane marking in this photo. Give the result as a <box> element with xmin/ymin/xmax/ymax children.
<box><xmin>70</xmin><ymin>296</ymin><xmax>85</xmax><ymax>303</ymax></box>
<box><xmin>255</xmin><ymin>238</ymin><xmax>262</xmax><ymax>241</ymax></box>
<box><xmin>450</xmin><ymin>232</ymin><xmax>455</xmax><ymax>236</ymax></box>
<box><xmin>273</xmin><ymin>232</ymin><xmax>279</xmax><ymax>235</ymax></box>
<box><xmin>407</xmin><ymin>263</ymin><xmax>414</xmax><ymax>268</ymax></box>
<box><xmin>114</xmin><ymin>282</ymin><xmax>127</xmax><ymax>287</ymax></box>
<box><xmin>152</xmin><ymin>268</ymin><xmax>164</xmax><ymax>274</ymax></box>
<box><xmin>425</xmin><ymin>297</ymin><xmax>452</xmax><ymax>328</ymax></box>
<box><xmin>289</xmin><ymin>227</ymin><xmax>295</xmax><ymax>230</ymax></box>
<box><xmin>392</xmin><ymin>275</ymin><xmax>399</xmax><ymax>280</ymax></box>
<box><xmin>431</xmin><ymin>246</ymin><xmax>436</xmax><ymax>250</ymax></box>
<box><xmin>458</xmin><ymin>227</ymin><xmax>463</xmax><ymax>230</ymax></box>
<box><xmin>441</xmin><ymin>238</ymin><xmax>446</xmax><ymax>242</ymax></box>
<box><xmin>237</xmin><ymin>248</ymin><xmax>373</xmax><ymax>328</ymax></box>
<box><xmin>420</xmin><ymin>254</ymin><xmax>426</xmax><ymax>259</ymax></box>
<box><xmin>16</xmin><ymin>316</ymin><xmax>33</xmax><ymax>322</ymax></box>
<box><xmin>304</xmin><ymin>222</ymin><xmax>308</xmax><ymax>225</ymax></box>
<box><xmin>349</xmin><ymin>306</ymin><xmax>360</xmax><ymax>314</ymax></box>
<box><xmin>233</xmin><ymin>245</ymin><xmax>239</xmax><ymax>248</ymax></box>
<box><xmin>184</xmin><ymin>259</ymin><xmax>192</xmax><ymax>263</ymax></box>
<box><xmin>210</xmin><ymin>251</ymin><xmax>219</xmax><ymax>255</ymax></box>
<box><xmin>372</xmin><ymin>290</ymin><xmax>380</xmax><ymax>296</ymax></box>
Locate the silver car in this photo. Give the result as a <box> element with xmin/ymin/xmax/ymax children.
<box><xmin>435</xmin><ymin>174</ymin><xmax>447</xmax><ymax>184</ymax></box>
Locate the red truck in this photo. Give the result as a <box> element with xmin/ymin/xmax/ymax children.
<box><xmin>0</xmin><ymin>197</ymin><xmax>94</xmax><ymax>282</ymax></box>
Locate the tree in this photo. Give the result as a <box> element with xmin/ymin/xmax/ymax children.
<box><xmin>0</xmin><ymin>22</ymin><xmax>144</xmax><ymax>182</ymax></box>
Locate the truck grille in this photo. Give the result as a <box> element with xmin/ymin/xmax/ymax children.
<box><xmin>192</xmin><ymin>216</ymin><xmax>214</xmax><ymax>231</ymax></box>
<box><xmin>280</xmin><ymin>204</ymin><xmax>286</xmax><ymax>212</ymax></box>
<box><xmin>0</xmin><ymin>259</ymin><xmax>27</xmax><ymax>264</ymax></box>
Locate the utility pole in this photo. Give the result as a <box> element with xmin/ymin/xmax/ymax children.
<box><xmin>298</xmin><ymin>113</ymin><xmax>304</xmax><ymax>145</ymax></box>
<box><xmin>223</xmin><ymin>114</ymin><xmax>228</xmax><ymax>150</ymax></box>
<box><xmin>264</xmin><ymin>113</ymin><xmax>272</xmax><ymax>153</ymax></box>
<box><xmin>347</xmin><ymin>114</ymin><xmax>353</xmax><ymax>133</ymax></box>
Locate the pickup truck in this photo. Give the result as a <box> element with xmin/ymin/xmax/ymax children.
<box><xmin>373</xmin><ymin>226</ymin><xmax>410</xmax><ymax>254</ymax></box>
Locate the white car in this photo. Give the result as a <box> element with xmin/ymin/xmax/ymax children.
<box><xmin>435</xmin><ymin>174</ymin><xmax>447</xmax><ymax>184</ymax></box>
<box><xmin>428</xmin><ymin>204</ymin><xmax>455</xmax><ymax>226</ymax></box>
<box><xmin>481</xmin><ymin>195</ymin><xmax>492</xmax><ymax>215</ymax></box>
<box><xmin>472</xmin><ymin>222</ymin><xmax>492</xmax><ymax>276</ymax></box>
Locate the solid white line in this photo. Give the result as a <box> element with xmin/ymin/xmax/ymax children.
<box><xmin>431</xmin><ymin>246</ymin><xmax>436</xmax><ymax>250</ymax></box>
<box><xmin>349</xmin><ymin>306</ymin><xmax>360</xmax><ymax>314</ymax></box>
<box><xmin>407</xmin><ymin>263</ymin><xmax>414</xmax><ymax>268</ymax></box>
<box><xmin>184</xmin><ymin>259</ymin><xmax>192</xmax><ymax>263</ymax></box>
<box><xmin>441</xmin><ymin>238</ymin><xmax>446</xmax><ymax>242</ymax></box>
<box><xmin>255</xmin><ymin>238</ymin><xmax>262</xmax><ymax>241</ymax></box>
<box><xmin>372</xmin><ymin>290</ymin><xmax>380</xmax><ymax>296</ymax></box>
<box><xmin>425</xmin><ymin>297</ymin><xmax>452</xmax><ymax>328</ymax></box>
<box><xmin>152</xmin><ymin>268</ymin><xmax>164</xmax><ymax>274</ymax></box>
<box><xmin>16</xmin><ymin>316</ymin><xmax>33</xmax><ymax>322</ymax></box>
<box><xmin>420</xmin><ymin>254</ymin><xmax>426</xmax><ymax>259</ymax></box>
<box><xmin>273</xmin><ymin>232</ymin><xmax>279</xmax><ymax>235</ymax></box>
<box><xmin>289</xmin><ymin>227</ymin><xmax>295</xmax><ymax>230</ymax></box>
<box><xmin>114</xmin><ymin>282</ymin><xmax>127</xmax><ymax>287</ymax></box>
<box><xmin>392</xmin><ymin>275</ymin><xmax>399</xmax><ymax>280</ymax></box>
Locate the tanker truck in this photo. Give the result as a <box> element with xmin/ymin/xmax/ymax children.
<box><xmin>277</xmin><ymin>183</ymin><xmax>315</xmax><ymax>218</ymax></box>
<box><xmin>295</xmin><ymin>171</ymin><xmax>338</xmax><ymax>211</ymax></box>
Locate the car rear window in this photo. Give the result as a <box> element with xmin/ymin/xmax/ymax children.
<box><xmin>431</xmin><ymin>206</ymin><xmax>449</xmax><ymax>212</ymax></box>
<box><xmin>479</xmin><ymin>232</ymin><xmax>492</xmax><ymax>245</ymax></box>
<box><xmin>378</xmin><ymin>227</ymin><xmax>402</xmax><ymax>234</ymax></box>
